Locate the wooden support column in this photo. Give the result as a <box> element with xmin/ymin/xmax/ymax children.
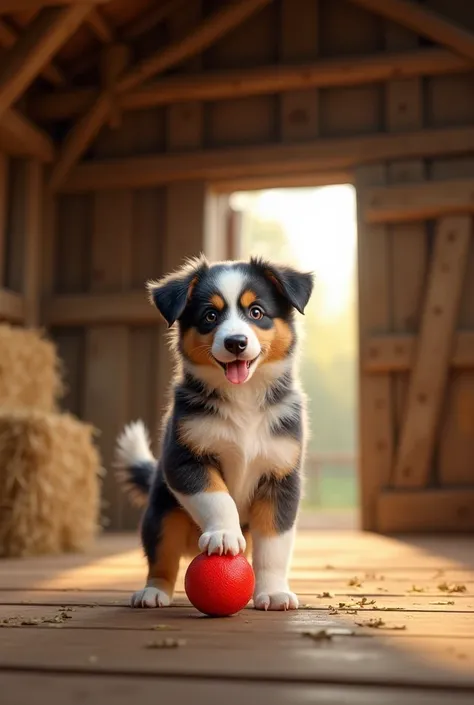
<box><xmin>392</xmin><ymin>215</ymin><xmax>471</xmax><ymax>488</ymax></box>
<box><xmin>280</xmin><ymin>0</ymin><xmax>319</xmax><ymax>142</ymax></box>
<box><xmin>83</xmin><ymin>191</ymin><xmax>133</xmax><ymax>531</ymax></box>
<box><xmin>83</xmin><ymin>43</ymin><xmax>134</xmax><ymax>531</ymax></box>
<box><xmin>100</xmin><ymin>43</ymin><xmax>130</xmax><ymax>130</ymax></box>
<box><xmin>357</xmin><ymin>164</ymin><xmax>393</xmax><ymax>531</ymax></box>
<box><xmin>385</xmin><ymin>23</ymin><xmax>427</xmax><ymax>455</ymax></box>
<box><xmin>155</xmin><ymin>1</ymin><xmax>207</xmax><ymax>438</ymax></box>
<box><xmin>0</xmin><ymin>153</ymin><xmax>7</xmax><ymax>288</ymax></box>
<box><xmin>23</xmin><ymin>160</ymin><xmax>42</xmax><ymax>327</ymax></box>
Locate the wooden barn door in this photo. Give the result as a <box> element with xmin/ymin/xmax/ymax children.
<box><xmin>357</xmin><ymin>166</ymin><xmax>474</xmax><ymax>533</ymax></box>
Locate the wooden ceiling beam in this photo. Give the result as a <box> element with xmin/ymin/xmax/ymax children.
<box><xmin>123</xmin><ymin>0</ymin><xmax>188</xmax><ymax>40</ymax></box>
<box><xmin>87</xmin><ymin>7</ymin><xmax>114</xmax><ymax>44</ymax></box>
<box><xmin>348</xmin><ymin>0</ymin><xmax>474</xmax><ymax>62</ymax></box>
<box><xmin>0</xmin><ymin>1</ymin><xmax>109</xmax><ymax>11</ymax></box>
<box><xmin>29</xmin><ymin>47</ymin><xmax>470</xmax><ymax>122</ymax></box>
<box><xmin>0</xmin><ymin>5</ymin><xmax>92</xmax><ymax>118</ymax></box>
<box><xmin>0</xmin><ymin>18</ymin><xmax>65</xmax><ymax>86</ymax></box>
<box><xmin>49</xmin><ymin>0</ymin><xmax>274</xmax><ymax>190</ymax></box>
<box><xmin>67</xmin><ymin>0</ymin><xmax>187</xmax><ymax>79</ymax></box>
<box><xmin>118</xmin><ymin>0</ymin><xmax>273</xmax><ymax>93</ymax></box>
<box><xmin>0</xmin><ymin>108</ymin><xmax>55</xmax><ymax>161</ymax></box>
<box><xmin>59</xmin><ymin>125</ymin><xmax>474</xmax><ymax>193</ymax></box>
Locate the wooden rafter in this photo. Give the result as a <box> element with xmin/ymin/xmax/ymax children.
<box><xmin>348</xmin><ymin>0</ymin><xmax>474</xmax><ymax>63</ymax></box>
<box><xmin>0</xmin><ymin>5</ymin><xmax>92</xmax><ymax>118</ymax></box>
<box><xmin>30</xmin><ymin>47</ymin><xmax>470</xmax><ymax>122</ymax></box>
<box><xmin>118</xmin><ymin>0</ymin><xmax>273</xmax><ymax>93</ymax></box>
<box><xmin>60</xmin><ymin>125</ymin><xmax>474</xmax><ymax>192</ymax></box>
<box><xmin>0</xmin><ymin>18</ymin><xmax>65</xmax><ymax>86</ymax></box>
<box><xmin>67</xmin><ymin>0</ymin><xmax>187</xmax><ymax>78</ymax></box>
<box><xmin>0</xmin><ymin>108</ymin><xmax>55</xmax><ymax>161</ymax></box>
<box><xmin>0</xmin><ymin>1</ymin><xmax>109</xmax><ymax>10</ymax></box>
<box><xmin>49</xmin><ymin>0</ymin><xmax>274</xmax><ymax>189</ymax></box>
<box><xmin>123</xmin><ymin>0</ymin><xmax>188</xmax><ymax>40</ymax></box>
<box><xmin>87</xmin><ymin>7</ymin><xmax>114</xmax><ymax>43</ymax></box>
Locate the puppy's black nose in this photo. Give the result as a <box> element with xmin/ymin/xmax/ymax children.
<box><xmin>224</xmin><ymin>335</ymin><xmax>248</xmax><ymax>356</ymax></box>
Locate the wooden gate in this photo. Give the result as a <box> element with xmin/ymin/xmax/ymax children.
<box><xmin>357</xmin><ymin>166</ymin><xmax>474</xmax><ymax>533</ymax></box>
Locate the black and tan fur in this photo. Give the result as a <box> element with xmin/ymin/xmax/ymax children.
<box><xmin>115</xmin><ymin>255</ymin><xmax>313</xmax><ymax>611</ymax></box>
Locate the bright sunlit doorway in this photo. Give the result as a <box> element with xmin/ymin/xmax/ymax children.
<box><xmin>230</xmin><ymin>184</ymin><xmax>358</xmax><ymax>530</ymax></box>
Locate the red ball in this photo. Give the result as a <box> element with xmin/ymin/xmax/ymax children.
<box><xmin>185</xmin><ymin>552</ymin><xmax>255</xmax><ymax>617</ymax></box>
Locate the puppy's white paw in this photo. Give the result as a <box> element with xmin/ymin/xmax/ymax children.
<box><xmin>254</xmin><ymin>590</ymin><xmax>299</xmax><ymax>611</ymax></box>
<box><xmin>199</xmin><ymin>529</ymin><xmax>246</xmax><ymax>556</ymax></box>
<box><xmin>130</xmin><ymin>586</ymin><xmax>171</xmax><ymax>608</ymax></box>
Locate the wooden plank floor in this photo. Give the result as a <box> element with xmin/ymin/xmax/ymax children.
<box><xmin>1</xmin><ymin>529</ymin><xmax>474</xmax><ymax>704</ymax></box>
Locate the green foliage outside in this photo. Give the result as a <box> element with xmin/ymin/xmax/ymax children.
<box><xmin>235</xmin><ymin>187</ymin><xmax>358</xmax><ymax>510</ymax></box>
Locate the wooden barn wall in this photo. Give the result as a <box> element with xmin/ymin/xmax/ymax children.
<box><xmin>39</xmin><ymin>0</ymin><xmax>474</xmax><ymax>530</ymax></box>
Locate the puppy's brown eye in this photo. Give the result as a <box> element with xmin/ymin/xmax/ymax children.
<box><xmin>204</xmin><ymin>310</ymin><xmax>218</xmax><ymax>323</ymax></box>
<box><xmin>249</xmin><ymin>305</ymin><xmax>264</xmax><ymax>320</ymax></box>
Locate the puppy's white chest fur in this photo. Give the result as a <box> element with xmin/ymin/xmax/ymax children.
<box><xmin>179</xmin><ymin>388</ymin><xmax>300</xmax><ymax>521</ymax></box>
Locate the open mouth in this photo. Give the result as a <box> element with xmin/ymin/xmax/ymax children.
<box><xmin>213</xmin><ymin>355</ymin><xmax>259</xmax><ymax>384</ymax></box>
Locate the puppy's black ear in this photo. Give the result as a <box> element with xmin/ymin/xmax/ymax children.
<box><xmin>251</xmin><ymin>256</ymin><xmax>314</xmax><ymax>314</ymax></box>
<box><xmin>146</xmin><ymin>254</ymin><xmax>209</xmax><ymax>327</ymax></box>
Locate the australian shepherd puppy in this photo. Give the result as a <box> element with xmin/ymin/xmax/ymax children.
<box><xmin>115</xmin><ymin>255</ymin><xmax>313</xmax><ymax>611</ymax></box>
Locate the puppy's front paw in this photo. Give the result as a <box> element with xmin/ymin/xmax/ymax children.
<box><xmin>199</xmin><ymin>529</ymin><xmax>246</xmax><ymax>556</ymax></box>
<box><xmin>130</xmin><ymin>586</ymin><xmax>171</xmax><ymax>608</ymax></box>
<box><xmin>254</xmin><ymin>590</ymin><xmax>299</xmax><ymax>611</ymax></box>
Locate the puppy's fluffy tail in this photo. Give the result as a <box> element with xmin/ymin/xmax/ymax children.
<box><xmin>114</xmin><ymin>420</ymin><xmax>156</xmax><ymax>508</ymax></box>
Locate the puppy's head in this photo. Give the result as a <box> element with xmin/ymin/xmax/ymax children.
<box><xmin>147</xmin><ymin>255</ymin><xmax>313</xmax><ymax>386</ymax></box>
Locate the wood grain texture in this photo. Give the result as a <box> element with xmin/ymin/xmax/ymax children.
<box><xmin>377</xmin><ymin>489</ymin><xmax>474</xmax><ymax>532</ymax></box>
<box><xmin>385</xmin><ymin>23</ymin><xmax>427</xmax><ymax>447</ymax></box>
<box><xmin>22</xmin><ymin>160</ymin><xmax>42</xmax><ymax>327</ymax></box>
<box><xmin>348</xmin><ymin>0</ymin><xmax>474</xmax><ymax>62</ymax></box>
<box><xmin>393</xmin><ymin>216</ymin><xmax>471</xmax><ymax>488</ymax></box>
<box><xmin>117</xmin><ymin>0</ymin><xmax>273</xmax><ymax>93</ymax></box>
<box><xmin>430</xmin><ymin>157</ymin><xmax>474</xmax><ymax>487</ymax></box>
<box><xmin>29</xmin><ymin>48</ymin><xmax>471</xmax><ymax>122</ymax></box>
<box><xmin>0</xmin><ymin>5</ymin><xmax>91</xmax><ymax>118</ymax></box>
<box><xmin>2</xmin><ymin>674</ymin><xmax>473</xmax><ymax>705</ymax></box>
<box><xmin>0</xmin><ymin>287</ymin><xmax>24</xmax><ymax>322</ymax></box>
<box><xmin>365</xmin><ymin>178</ymin><xmax>474</xmax><ymax>224</ymax></box>
<box><xmin>364</xmin><ymin>331</ymin><xmax>474</xmax><ymax>372</ymax></box>
<box><xmin>0</xmin><ymin>531</ymin><xmax>473</xmax><ymax>698</ymax></box>
<box><xmin>61</xmin><ymin>125</ymin><xmax>474</xmax><ymax>192</ymax></box>
<box><xmin>0</xmin><ymin>152</ymin><xmax>7</xmax><ymax>288</ymax></box>
<box><xmin>0</xmin><ymin>17</ymin><xmax>65</xmax><ymax>86</ymax></box>
<box><xmin>0</xmin><ymin>109</ymin><xmax>54</xmax><ymax>162</ymax></box>
<box><xmin>280</xmin><ymin>0</ymin><xmax>319</xmax><ymax>142</ymax></box>
<box><xmin>357</xmin><ymin>164</ymin><xmax>393</xmax><ymax>530</ymax></box>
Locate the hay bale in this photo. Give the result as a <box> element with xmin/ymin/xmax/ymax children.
<box><xmin>0</xmin><ymin>324</ymin><xmax>63</xmax><ymax>412</ymax></box>
<box><xmin>0</xmin><ymin>409</ymin><xmax>102</xmax><ymax>557</ymax></box>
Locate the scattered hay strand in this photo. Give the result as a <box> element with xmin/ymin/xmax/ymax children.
<box><xmin>0</xmin><ymin>408</ymin><xmax>102</xmax><ymax>557</ymax></box>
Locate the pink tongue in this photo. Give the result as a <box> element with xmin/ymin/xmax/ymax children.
<box><xmin>225</xmin><ymin>360</ymin><xmax>249</xmax><ymax>384</ymax></box>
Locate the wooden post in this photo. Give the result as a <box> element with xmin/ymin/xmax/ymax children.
<box><xmin>385</xmin><ymin>22</ymin><xmax>427</xmax><ymax>474</ymax></box>
<box><xmin>155</xmin><ymin>1</ymin><xmax>208</xmax><ymax>442</ymax></box>
<box><xmin>280</xmin><ymin>0</ymin><xmax>319</xmax><ymax>142</ymax></box>
<box><xmin>0</xmin><ymin>153</ymin><xmax>7</xmax><ymax>288</ymax></box>
<box><xmin>357</xmin><ymin>163</ymin><xmax>393</xmax><ymax>531</ymax></box>
<box><xmin>23</xmin><ymin>160</ymin><xmax>42</xmax><ymax>327</ymax></box>
<box><xmin>83</xmin><ymin>190</ymin><xmax>133</xmax><ymax>531</ymax></box>
<box><xmin>100</xmin><ymin>43</ymin><xmax>130</xmax><ymax>129</ymax></box>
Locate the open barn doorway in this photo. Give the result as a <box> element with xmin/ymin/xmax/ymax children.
<box><xmin>226</xmin><ymin>184</ymin><xmax>359</xmax><ymax>530</ymax></box>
